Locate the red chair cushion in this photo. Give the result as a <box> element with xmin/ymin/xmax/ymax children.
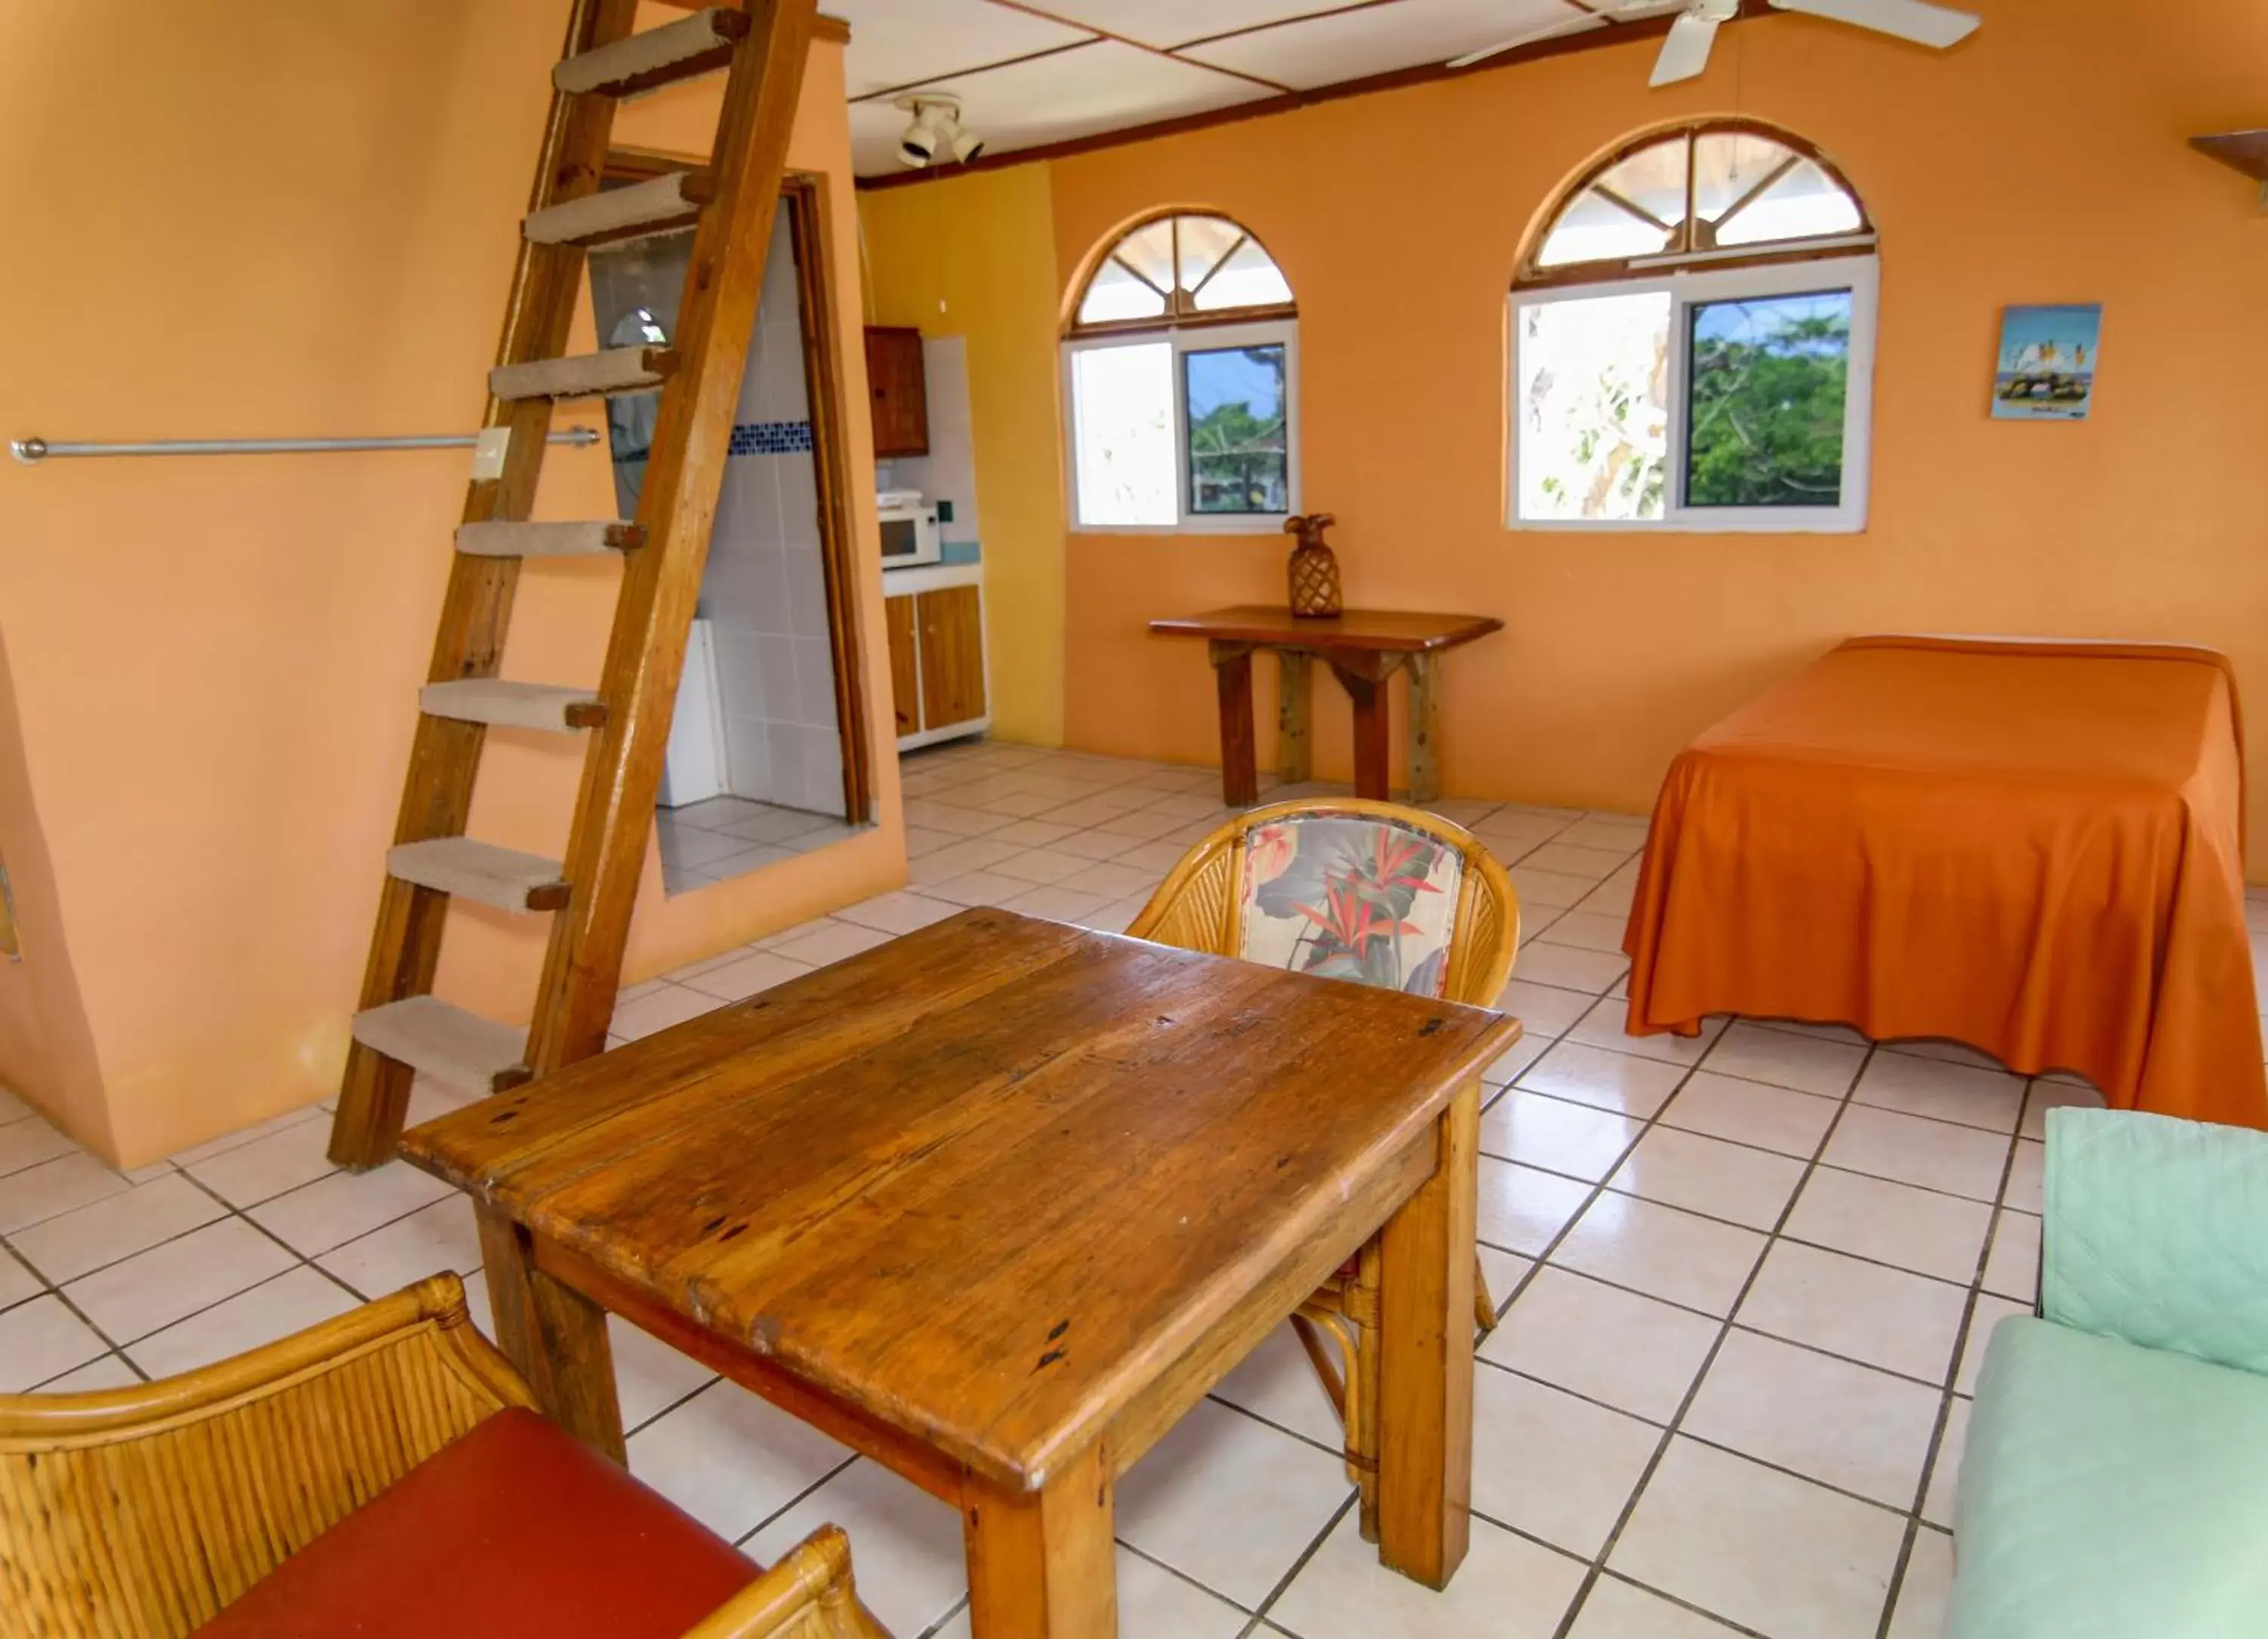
<box><xmin>193</xmin><ymin>1408</ymin><xmax>757</xmax><ymax>1638</ymax></box>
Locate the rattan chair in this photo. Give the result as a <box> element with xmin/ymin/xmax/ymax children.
<box><xmin>1126</xmin><ymin>797</ymin><xmax>1520</xmax><ymax>1539</ymax></box>
<box><xmin>0</xmin><ymin>1275</ymin><xmax>885</xmax><ymax>1639</ymax></box>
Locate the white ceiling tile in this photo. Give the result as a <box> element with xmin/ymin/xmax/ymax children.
<box><xmin>830</xmin><ymin>0</ymin><xmax>1096</xmax><ymax>101</ymax></box>
<box><xmin>1182</xmin><ymin>0</ymin><xmax>1584</xmax><ymax>90</ymax></box>
<box><xmin>851</xmin><ymin>41</ymin><xmax>1276</xmax><ymax>175</ymax></box>
<box><xmin>1027</xmin><ymin>0</ymin><xmax>1349</xmax><ymax>52</ymax></box>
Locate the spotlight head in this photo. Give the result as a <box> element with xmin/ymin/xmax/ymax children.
<box><xmin>895</xmin><ymin>96</ymin><xmax>959</xmax><ymax>168</ymax></box>
<box><xmin>947</xmin><ymin>120</ymin><xmax>985</xmax><ymax>163</ymax></box>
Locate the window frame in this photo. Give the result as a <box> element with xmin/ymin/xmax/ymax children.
<box><xmin>1508</xmin><ymin>252</ymin><xmax>1879</xmax><ymax>536</ymax></box>
<box><xmin>1063</xmin><ymin>316</ymin><xmax>1301</xmax><ymax>536</ymax></box>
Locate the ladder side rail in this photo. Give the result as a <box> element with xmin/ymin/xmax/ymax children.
<box><xmin>524</xmin><ymin>0</ymin><xmax>820</xmax><ymax>1074</ymax></box>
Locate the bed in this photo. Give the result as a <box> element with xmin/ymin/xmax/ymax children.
<box><xmin>1623</xmin><ymin>635</ymin><xmax>2267</xmax><ymax>1129</ymax></box>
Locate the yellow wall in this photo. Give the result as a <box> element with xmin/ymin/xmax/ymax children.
<box><xmin>859</xmin><ymin>169</ymin><xmax>1067</xmax><ymax>745</ymax></box>
<box><xmin>891</xmin><ymin>0</ymin><xmax>2268</xmax><ymax>859</ymax></box>
<box><xmin>0</xmin><ymin>4</ymin><xmax>904</xmax><ymax>1165</ymax></box>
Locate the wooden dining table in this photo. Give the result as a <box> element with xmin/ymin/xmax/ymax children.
<box><xmin>400</xmin><ymin>908</ymin><xmax>1518</xmax><ymax>1637</ymax></box>
<box><xmin>1148</xmin><ymin>606</ymin><xmax>1505</xmax><ymax>807</ymax></box>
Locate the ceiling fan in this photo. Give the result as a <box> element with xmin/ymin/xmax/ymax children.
<box><xmin>1448</xmin><ymin>0</ymin><xmax>1982</xmax><ymax>86</ymax></box>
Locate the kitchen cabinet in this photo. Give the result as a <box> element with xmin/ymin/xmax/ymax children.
<box><xmin>916</xmin><ymin>587</ymin><xmax>986</xmax><ymax>730</ymax></box>
<box><xmin>864</xmin><ymin>326</ymin><xmax>929</xmax><ymax>458</ymax></box>
<box><xmin>885</xmin><ymin>594</ymin><xmax>919</xmax><ymax>739</ymax></box>
<box><xmin>883</xmin><ymin>566</ymin><xmax>988</xmax><ymax>750</ymax></box>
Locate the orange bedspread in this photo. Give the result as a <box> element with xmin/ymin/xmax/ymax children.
<box><xmin>1624</xmin><ymin>636</ymin><xmax>2268</xmax><ymax>1129</ymax></box>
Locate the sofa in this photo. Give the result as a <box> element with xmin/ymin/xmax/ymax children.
<box><xmin>1950</xmin><ymin>1106</ymin><xmax>2268</xmax><ymax>1635</ymax></box>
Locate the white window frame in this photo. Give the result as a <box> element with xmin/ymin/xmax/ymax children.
<box><xmin>1507</xmin><ymin>253</ymin><xmax>1879</xmax><ymax>534</ymax></box>
<box><xmin>1062</xmin><ymin>318</ymin><xmax>1300</xmax><ymax>535</ymax></box>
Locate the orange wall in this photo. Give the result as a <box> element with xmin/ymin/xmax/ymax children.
<box><xmin>0</xmin><ymin>4</ymin><xmax>903</xmax><ymax>1166</ymax></box>
<box><xmin>1046</xmin><ymin>1</ymin><xmax>2268</xmax><ymax>849</ymax></box>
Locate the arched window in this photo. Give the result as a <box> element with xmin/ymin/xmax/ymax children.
<box><xmin>1510</xmin><ymin>120</ymin><xmax>1879</xmax><ymax>534</ymax></box>
<box><xmin>1063</xmin><ymin>213</ymin><xmax>1298</xmax><ymax>531</ymax></box>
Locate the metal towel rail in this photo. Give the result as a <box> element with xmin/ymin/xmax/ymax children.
<box><xmin>10</xmin><ymin>429</ymin><xmax>603</xmax><ymax>463</ymax></box>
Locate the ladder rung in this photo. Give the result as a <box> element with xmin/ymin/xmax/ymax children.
<box><xmin>554</xmin><ymin>6</ymin><xmax>749</xmax><ymax>98</ymax></box>
<box><xmin>523</xmin><ymin>171</ymin><xmax>712</xmax><ymax>249</ymax></box>
<box><xmin>421</xmin><ymin>679</ymin><xmax>606</xmax><ymax>732</ymax></box>
<box><xmin>455</xmin><ymin>520</ymin><xmax>643</xmax><ymax>558</ymax></box>
<box><xmin>490</xmin><ymin>346</ymin><xmax>675</xmax><ymax>403</ymax></box>
<box><xmin>351</xmin><ymin>996</ymin><xmax>530</xmax><ymax>1097</ymax></box>
<box><xmin>388</xmin><ymin>837</ymin><xmax>569</xmax><ymax>912</ymax></box>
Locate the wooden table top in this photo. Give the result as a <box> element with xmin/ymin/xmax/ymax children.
<box><xmin>1148</xmin><ymin>606</ymin><xmax>1506</xmax><ymax>652</ymax></box>
<box><xmin>401</xmin><ymin>909</ymin><xmax>1516</xmax><ymax>1492</ymax></box>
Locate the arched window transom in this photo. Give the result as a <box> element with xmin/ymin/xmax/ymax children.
<box><xmin>1525</xmin><ymin>122</ymin><xmax>1871</xmax><ymax>286</ymax></box>
<box><xmin>1072</xmin><ymin>212</ymin><xmax>1294</xmax><ymax>333</ymax></box>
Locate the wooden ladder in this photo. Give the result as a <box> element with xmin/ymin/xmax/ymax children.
<box><xmin>327</xmin><ymin>0</ymin><xmax>816</xmax><ymax>1170</ymax></box>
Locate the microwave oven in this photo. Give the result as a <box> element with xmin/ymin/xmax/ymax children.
<box><xmin>878</xmin><ymin>500</ymin><xmax>941</xmax><ymax>569</ymax></box>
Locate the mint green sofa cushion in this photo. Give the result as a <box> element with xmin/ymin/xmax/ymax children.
<box><xmin>2044</xmin><ymin>1107</ymin><xmax>2268</xmax><ymax>1374</ymax></box>
<box><xmin>1949</xmin><ymin>1315</ymin><xmax>2268</xmax><ymax>1638</ymax></box>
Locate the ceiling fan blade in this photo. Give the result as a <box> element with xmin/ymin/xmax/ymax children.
<box><xmin>1769</xmin><ymin>0</ymin><xmax>1981</xmax><ymax>48</ymax></box>
<box><xmin>1650</xmin><ymin>11</ymin><xmax>1720</xmax><ymax>85</ymax></box>
<box><xmin>1446</xmin><ymin>12</ymin><xmax>1609</xmax><ymax>70</ymax></box>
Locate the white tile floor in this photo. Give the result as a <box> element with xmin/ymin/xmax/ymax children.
<box><xmin>16</xmin><ymin>737</ymin><xmax>2265</xmax><ymax>1637</ymax></box>
<box><xmin>655</xmin><ymin>793</ymin><xmax>866</xmax><ymax>895</ymax></box>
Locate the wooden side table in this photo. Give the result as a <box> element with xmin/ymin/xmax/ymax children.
<box><xmin>1148</xmin><ymin>607</ymin><xmax>1504</xmax><ymax>807</ymax></box>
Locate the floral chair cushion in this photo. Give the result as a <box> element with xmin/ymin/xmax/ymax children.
<box><xmin>1238</xmin><ymin>813</ymin><xmax>1465</xmax><ymax>999</ymax></box>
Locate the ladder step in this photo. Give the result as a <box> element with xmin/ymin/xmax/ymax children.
<box><xmin>420</xmin><ymin>679</ymin><xmax>606</xmax><ymax>732</ymax></box>
<box><xmin>388</xmin><ymin>837</ymin><xmax>570</xmax><ymax>912</ymax></box>
<box><xmin>454</xmin><ymin>520</ymin><xmax>643</xmax><ymax>558</ymax></box>
<box><xmin>351</xmin><ymin>996</ymin><xmax>530</xmax><ymax>1097</ymax></box>
<box><xmin>491</xmin><ymin>346</ymin><xmax>675</xmax><ymax>403</ymax></box>
<box><xmin>525</xmin><ymin>171</ymin><xmax>711</xmax><ymax>249</ymax></box>
<box><xmin>554</xmin><ymin>6</ymin><xmax>749</xmax><ymax>98</ymax></box>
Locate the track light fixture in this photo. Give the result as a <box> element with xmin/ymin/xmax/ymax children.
<box><xmin>896</xmin><ymin>95</ymin><xmax>984</xmax><ymax>169</ymax></box>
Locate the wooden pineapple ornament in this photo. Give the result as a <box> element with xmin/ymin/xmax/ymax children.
<box><xmin>1284</xmin><ymin>512</ymin><xmax>1343</xmax><ymax>618</ymax></box>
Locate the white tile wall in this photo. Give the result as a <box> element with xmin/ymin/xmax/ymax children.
<box><xmin>697</xmin><ymin>212</ymin><xmax>844</xmax><ymax>819</ymax></box>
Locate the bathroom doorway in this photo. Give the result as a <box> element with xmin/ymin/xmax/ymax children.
<box><xmin>588</xmin><ymin>172</ymin><xmax>872</xmax><ymax>894</ymax></box>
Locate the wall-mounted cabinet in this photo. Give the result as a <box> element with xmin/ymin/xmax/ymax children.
<box><xmin>885</xmin><ymin>565</ymin><xmax>988</xmax><ymax>750</ymax></box>
<box><xmin>864</xmin><ymin>326</ymin><xmax>930</xmax><ymax>458</ymax></box>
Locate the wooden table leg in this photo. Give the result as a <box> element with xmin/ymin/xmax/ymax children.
<box><xmin>1208</xmin><ymin>640</ymin><xmax>1258</xmax><ymax>807</ymax></box>
<box><xmin>1276</xmin><ymin>649</ymin><xmax>1312</xmax><ymax>785</ymax></box>
<box><xmin>476</xmin><ymin>1205</ymin><xmax>626</xmax><ymax>1463</ymax></box>
<box><xmin>1329</xmin><ymin>661</ymin><xmax>1393</xmax><ymax>801</ymax></box>
<box><xmin>1373</xmin><ymin>1079</ymin><xmax>1478</xmax><ymax>1589</ymax></box>
<box><xmin>1406</xmin><ymin>652</ymin><xmax>1441</xmax><ymax>804</ymax></box>
<box><xmin>963</xmin><ymin>1439</ymin><xmax>1117</xmax><ymax>1638</ymax></box>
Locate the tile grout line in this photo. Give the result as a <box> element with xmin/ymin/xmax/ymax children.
<box><xmin>909</xmin><ymin>1597</ymin><xmax>968</xmax><ymax>1639</ymax></box>
<box><xmin>1462</xmin><ymin>968</ymin><xmax>1726</xmax><ymax>1631</ymax></box>
<box><xmin>1873</xmin><ymin>1101</ymin><xmax>2034</xmax><ymax>1637</ymax></box>
<box><xmin>1545</xmin><ymin>1040</ymin><xmax>1885</xmax><ymax>1639</ymax></box>
<box><xmin>2</xmin><ymin>1154</ymin><xmax>463</xmax><ymax>1312</ymax></box>
<box><xmin>730</xmin><ymin>1450</ymin><xmax>863</xmax><ymax>1554</ymax></box>
<box><xmin>1499</xmin><ymin>1032</ymin><xmax>2043</xmax><ymax>1207</ymax></box>
<box><xmin>97</xmin><ymin>1170</ymin><xmax>367</xmax><ymax>1368</ymax></box>
<box><xmin>1487</xmin><ymin>1102</ymin><xmax>2022</xmax><ymax>1235</ymax></box>
<box><xmin>1476</xmin><ymin>1012</ymin><xmax>1716</xmax><ymax>1326</ymax></box>
<box><xmin>1236</xmin><ymin>1489</ymin><xmax>1359</xmax><ymax>1639</ymax></box>
<box><xmin>621</xmin><ymin>1368</ymin><xmax>728</xmax><ymax>1442</ymax></box>
<box><xmin>1119</xmin><ymin>1535</ymin><xmax>1266</xmax><ymax>1622</ymax></box>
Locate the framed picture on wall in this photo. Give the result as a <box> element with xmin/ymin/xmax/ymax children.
<box><xmin>1993</xmin><ymin>305</ymin><xmax>2105</xmax><ymax>421</ymax></box>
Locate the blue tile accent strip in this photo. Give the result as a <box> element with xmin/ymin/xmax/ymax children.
<box><xmin>727</xmin><ymin>420</ymin><xmax>813</xmax><ymax>456</ymax></box>
<box><xmin>940</xmin><ymin>539</ymin><xmax>982</xmax><ymax>565</ymax></box>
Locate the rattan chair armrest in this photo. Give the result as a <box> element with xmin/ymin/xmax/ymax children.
<box><xmin>679</xmin><ymin>1526</ymin><xmax>894</xmax><ymax>1638</ymax></box>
